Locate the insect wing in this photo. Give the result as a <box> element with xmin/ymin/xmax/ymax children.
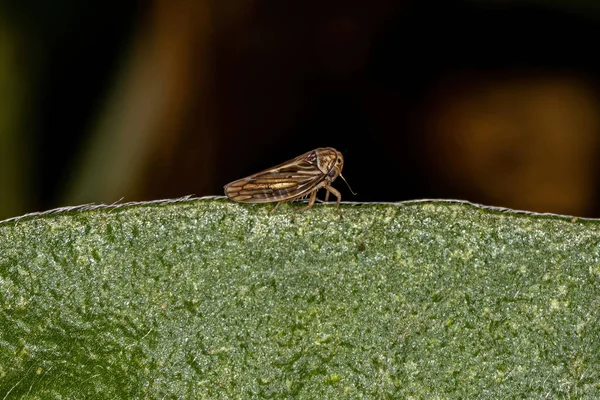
<box><xmin>224</xmin><ymin>152</ymin><xmax>326</xmax><ymax>203</ymax></box>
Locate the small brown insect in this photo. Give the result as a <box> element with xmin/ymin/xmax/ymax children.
<box><xmin>224</xmin><ymin>147</ymin><xmax>355</xmax><ymax>213</ymax></box>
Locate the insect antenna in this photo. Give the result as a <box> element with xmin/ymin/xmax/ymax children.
<box><xmin>339</xmin><ymin>174</ymin><xmax>357</xmax><ymax>196</ymax></box>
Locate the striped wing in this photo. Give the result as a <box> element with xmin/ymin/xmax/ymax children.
<box><xmin>224</xmin><ymin>156</ymin><xmax>326</xmax><ymax>203</ymax></box>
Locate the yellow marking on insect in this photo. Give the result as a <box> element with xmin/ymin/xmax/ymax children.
<box><xmin>270</xmin><ymin>182</ymin><xmax>298</xmax><ymax>190</ymax></box>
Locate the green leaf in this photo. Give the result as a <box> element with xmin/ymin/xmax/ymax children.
<box><xmin>1</xmin><ymin>198</ymin><xmax>600</xmax><ymax>398</ymax></box>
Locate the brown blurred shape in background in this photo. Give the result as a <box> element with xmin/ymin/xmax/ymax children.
<box><xmin>1</xmin><ymin>0</ymin><xmax>600</xmax><ymax>220</ymax></box>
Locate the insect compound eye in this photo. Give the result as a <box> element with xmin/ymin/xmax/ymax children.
<box><xmin>337</xmin><ymin>158</ymin><xmax>342</xmax><ymax>164</ymax></box>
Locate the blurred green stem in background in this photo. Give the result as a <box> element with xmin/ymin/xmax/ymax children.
<box><xmin>63</xmin><ymin>0</ymin><xmax>214</xmax><ymax>207</ymax></box>
<box><xmin>0</xmin><ymin>8</ymin><xmax>31</xmax><ymax>220</ymax></box>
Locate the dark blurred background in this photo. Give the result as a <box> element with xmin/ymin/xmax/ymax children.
<box><xmin>2</xmin><ymin>0</ymin><xmax>600</xmax><ymax>220</ymax></box>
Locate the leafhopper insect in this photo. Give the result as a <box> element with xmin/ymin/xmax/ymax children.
<box><xmin>224</xmin><ymin>147</ymin><xmax>355</xmax><ymax>213</ymax></box>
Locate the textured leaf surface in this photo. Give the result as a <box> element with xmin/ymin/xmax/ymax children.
<box><xmin>1</xmin><ymin>198</ymin><xmax>600</xmax><ymax>398</ymax></box>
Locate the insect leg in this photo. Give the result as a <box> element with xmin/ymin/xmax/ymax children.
<box><xmin>324</xmin><ymin>185</ymin><xmax>342</xmax><ymax>217</ymax></box>
<box><xmin>324</xmin><ymin>189</ymin><xmax>330</xmax><ymax>202</ymax></box>
<box><xmin>269</xmin><ymin>201</ymin><xmax>283</xmax><ymax>214</ymax></box>
<box><xmin>297</xmin><ymin>190</ymin><xmax>317</xmax><ymax>211</ymax></box>
<box><xmin>324</xmin><ymin>185</ymin><xmax>341</xmax><ymax>207</ymax></box>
